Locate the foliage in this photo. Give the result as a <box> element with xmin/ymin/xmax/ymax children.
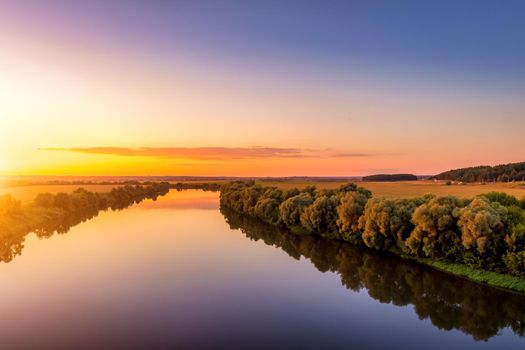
<box><xmin>171</xmin><ymin>182</ymin><xmax>221</xmax><ymax>191</ymax></box>
<box><xmin>457</xmin><ymin>197</ymin><xmax>506</xmax><ymax>255</ymax></box>
<box><xmin>279</xmin><ymin>192</ymin><xmax>314</xmax><ymax>227</ymax></box>
<box><xmin>222</xmin><ymin>207</ymin><xmax>525</xmax><ymax>340</ymax></box>
<box><xmin>0</xmin><ymin>183</ymin><xmax>171</xmax><ymax>262</ymax></box>
<box><xmin>300</xmin><ymin>195</ymin><xmax>339</xmax><ymax>236</ymax></box>
<box><xmin>220</xmin><ymin>182</ymin><xmax>525</xmax><ymax>277</ymax></box>
<box><xmin>358</xmin><ymin>197</ymin><xmax>424</xmax><ymax>250</ymax></box>
<box><xmin>434</xmin><ymin>161</ymin><xmax>525</xmax><ymax>183</ymax></box>
<box><xmin>503</xmin><ymin>251</ymin><xmax>525</xmax><ymax>277</ymax></box>
<box><xmin>0</xmin><ymin>195</ymin><xmax>22</xmax><ymax>216</ymax></box>
<box><xmin>362</xmin><ymin>174</ymin><xmax>418</xmax><ymax>181</ymax></box>
<box><xmin>406</xmin><ymin>196</ymin><xmax>464</xmax><ymax>258</ymax></box>
<box><xmin>336</xmin><ymin>191</ymin><xmax>370</xmax><ymax>241</ymax></box>
<box><xmin>481</xmin><ymin>192</ymin><xmax>520</xmax><ymax>207</ymax></box>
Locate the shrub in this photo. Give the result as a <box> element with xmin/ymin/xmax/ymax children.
<box><xmin>503</xmin><ymin>251</ymin><xmax>525</xmax><ymax>276</ymax></box>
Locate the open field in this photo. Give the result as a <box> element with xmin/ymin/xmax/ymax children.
<box><xmin>2</xmin><ymin>180</ymin><xmax>524</xmax><ymax>204</ymax></box>
<box><xmin>257</xmin><ymin>180</ymin><xmax>525</xmax><ymax>199</ymax></box>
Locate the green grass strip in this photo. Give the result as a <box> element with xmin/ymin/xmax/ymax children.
<box><xmin>418</xmin><ymin>258</ymin><xmax>525</xmax><ymax>294</ymax></box>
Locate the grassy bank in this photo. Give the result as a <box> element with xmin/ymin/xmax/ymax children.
<box><xmin>418</xmin><ymin>258</ymin><xmax>525</xmax><ymax>294</ymax></box>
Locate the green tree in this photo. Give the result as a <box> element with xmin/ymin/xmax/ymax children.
<box><xmin>336</xmin><ymin>191</ymin><xmax>370</xmax><ymax>242</ymax></box>
<box><xmin>254</xmin><ymin>198</ymin><xmax>281</xmax><ymax>224</ymax></box>
<box><xmin>406</xmin><ymin>196</ymin><xmax>464</xmax><ymax>257</ymax></box>
<box><xmin>359</xmin><ymin>198</ymin><xmax>423</xmax><ymax>251</ymax></box>
<box><xmin>279</xmin><ymin>192</ymin><xmax>314</xmax><ymax>227</ymax></box>
<box><xmin>481</xmin><ymin>192</ymin><xmax>520</xmax><ymax>207</ymax></box>
<box><xmin>457</xmin><ymin>197</ymin><xmax>507</xmax><ymax>255</ymax></box>
<box><xmin>300</xmin><ymin>195</ymin><xmax>339</xmax><ymax>235</ymax></box>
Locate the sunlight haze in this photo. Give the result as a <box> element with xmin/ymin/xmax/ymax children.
<box><xmin>1</xmin><ymin>1</ymin><xmax>524</xmax><ymax>176</ymax></box>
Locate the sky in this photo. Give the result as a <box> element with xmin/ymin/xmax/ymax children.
<box><xmin>1</xmin><ymin>0</ymin><xmax>524</xmax><ymax>176</ymax></box>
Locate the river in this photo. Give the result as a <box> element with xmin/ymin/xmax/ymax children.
<box><xmin>0</xmin><ymin>190</ymin><xmax>523</xmax><ymax>349</ymax></box>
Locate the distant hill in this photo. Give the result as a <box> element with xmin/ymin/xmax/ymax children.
<box><xmin>362</xmin><ymin>174</ymin><xmax>418</xmax><ymax>182</ymax></box>
<box><xmin>434</xmin><ymin>162</ymin><xmax>525</xmax><ymax>182</ymax></box>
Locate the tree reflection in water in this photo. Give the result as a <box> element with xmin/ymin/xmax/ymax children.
<box><xmin>0</xmin><ymin>184</ymin><xmax>170</xmax><ymax>263</ymax></box>
<box><xmin>221</xmin><ymin>207</ymin><xmax>525</xmax><ymax>342</ymax></box>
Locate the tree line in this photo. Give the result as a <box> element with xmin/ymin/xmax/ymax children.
<box><xmin>362</xmin><ymin>173</ymin><xmax>418</xmax><ymax>181</ymax></box>
<box><xmin>0</xmin><ymin>183</ymin><xmax>170</xmax><ymax>263</ymax></box>
<box><xmin>220</xmin><ymin>181</ymin><xmax>525</xmax><ymax>277</ymax></box>
<box><xmin>434</xmin><ymin>161</ymin><xmax>525</xmax><ymax>182</ymax></box>
<box><xmin>222</xmin><ymin>208</ymin><xmax>525</xmax><ymax>341</ymax></box>
<box><xmin>170</xmin><ymin>182</ymin><xmax>221</xmax><ymax>191</ymax></box>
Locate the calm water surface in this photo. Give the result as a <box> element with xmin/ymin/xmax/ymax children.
<box><xmin>0</xmin><ymin>190</ymin><xmax>524</xmax><ymax>349</ymax></box>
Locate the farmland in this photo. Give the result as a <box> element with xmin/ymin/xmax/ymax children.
<box><xmin>257</xmin><ymin>180</ymin><xmax>525</xmax><ymax>199</ymax></box>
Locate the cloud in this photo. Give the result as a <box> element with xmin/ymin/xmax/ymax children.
<box><xmin>41</xmin><ymin>146</ymin><xmax>316</xmax><ymax>160</ymax></box>
<box><xmin>41</xmin><ymin>146</ymin><xmax>380</xmax><ymax>161</ymax></box>
<box><xmin>333</xmin><ymin>153</ymin><xmax>371</xmax><ymax>158</ymax></box>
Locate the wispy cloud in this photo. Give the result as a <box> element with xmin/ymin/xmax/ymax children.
<box><xmin>41</xmin><ymin>146</ymin><xmax>313</xmax><ymax>160</ymax></box>
<box><xmin>41</xmin><ymin>146</ymin><xmax>377</xmax><ymax>161</ymax></box>
<box><xmin>333</xmin><ymin>153</ymin><xmax>370</xmax><ymax>158</ymax></box>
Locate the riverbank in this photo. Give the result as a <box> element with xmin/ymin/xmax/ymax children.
<box><xmin>417</xmin><ymin>258</ymin><xmax>525</xmax><ymax>294</ymax></box>
<box><xmin>220</xmin><ymin>181</ymin><xmax>525</xmax><ymax>294</ymax></box>
<box><xmin>0</xmin><ymin>183</ymin><xmax>170</xmax><ymax>262</ymax></box>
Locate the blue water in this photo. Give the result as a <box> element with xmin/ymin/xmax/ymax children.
<box><xmin>0</xmin><ymin>190</ymin><xmax>523</xmax><ymax>349</ymax></box>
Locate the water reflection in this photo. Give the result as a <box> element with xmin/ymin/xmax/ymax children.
<box><xmin>0</xmin><ymin>187</ymin><xmax>169</xmax><ymax>263</ymax></box>
<box><xmin>221</xmin><ymin>207</ymin><xmax>525</xmax><ymax>342</ymax></box>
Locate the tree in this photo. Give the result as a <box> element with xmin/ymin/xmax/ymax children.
<box><xmin>359</xmin><ymin>197</ymin><xmax>424</xmax><ymax>251</ymax></box>
<box><xmin>282</xmin><ymin>188</ymin><xmax>300</xmax><ymax>200</ymax></box>
<box><xmin>362</xmin><ymin>174</ymin><xmax>418</xmax><ymax>182</ymax></box>
<box><xmin>336</xmin><ymin>191</ymin><xmax>370</xmax><ymax>241</ymax></box>
<box><xmin>300</xmin><ymin>195</ymin><xmax>339</xmax><ymax>235</ymax></box>
<box><xmin>219</xmin><ymin>181</ymin><xmax>253</xmax><ymax>211</ymax></box>
<box><xmin>481</xmin><ymin>192</ymin><xmax>520</xmax><ymax>207</ymax></box>
<box><xmin>253</xmin><ymin>187</ymin><xmax>284</xmax><ymax>223</ymax></box>
<box><xmin>34</xmin><ymin>193</ymin><xmax>56</xmax><ymax>207</ymax></box>
<box><xmin>434</xmin><ymin>162</ymin><xmax>525</xmax><ymax>183</ymax></box>
<box><xmin>240</xmin><ymin>185</ymin><xmax>264</xmax><ymax>216</ymax></box>
<box><xmin>457</xmin><ymin>197</ymin><xmax>507</xmax><ymax>255</ymax></box>
<box><xmin>336</xmin><ymin>183</ymin><xmax>372</xmax><ymax>198</ymax></box>
<box><xmin>279</xmin><ymin>192</ymin><xmax>314</xmax><ymax>227</ymax></box>
<box><xmin>406</xmin><ymin>196</ymin><xmax>463</xmax><ymax>257</ymax></box>
<box><xmin>254</xmin><ymin>198</ymin><xmax>281</xmax><ymax>224</ymax></box>
<box><xmin>0</xmin><ymin>195</ymin><xmax>22</xmax><ymax>216</ymax></box>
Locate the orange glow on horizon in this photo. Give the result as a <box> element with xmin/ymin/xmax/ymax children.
<box><xmin>1</xmin><ymin>6</ymin><xmax>524</xmax><ymax>178</ymax></box>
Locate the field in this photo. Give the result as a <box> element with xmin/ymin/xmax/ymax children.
<box><xmin>257</xmin><ymin>180</ymin><xmax>525</xmax><ymax>199</ymax></box>
<box><xmin>2</xmin><ymin>180</ymin><xmax>525</xmax><ymax>204</ymax></box>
